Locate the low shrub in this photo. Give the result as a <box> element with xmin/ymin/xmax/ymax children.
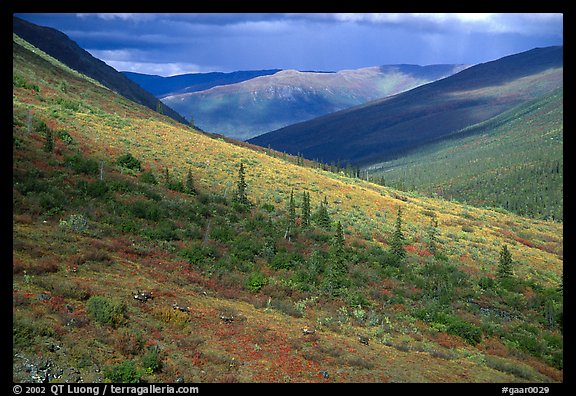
<box><xmin>128</xmin><ymin>200</ymin><xmax>161</xmax><ymax>221</ymax></box>
<box><xmin>117</xmin><ymin>153</ymin><xmax>142</xmax><ymax>172</ymax></box>
<box><xmin>86</xmin><ymin>296</ymin><xmax>127</xmax><ymax>328</ymax></box>
<box><xmin>270</xmin><ymin>251</ymin><xmax>303</xmax><ymax>270</ymax></box>
<box><xmin>245</xmin><ymin>271</ymin><xmax>268</xmax><ymax>292</ymax></box>
<box><xmin>141</xmin><ymin>346</ymin><xmax>162</xmax><ymax>373</ymax></box>
<box><xmin>64</xmin><ymin>153</ymin><xmax>99</xmax><ymax>175</ymax></box>
<box><xmin>59</xmin><ymin>214</ymin><xmax>89</xmax><ymax>233</ymax></box>
<box><xmin>140</xmin><ymin>171</ymin><xmax>158</xmax><ymax>185</ymax></box>
<box><xmin>104</xmin><ymin>360</ymin><xmax>143</xmax><ymax>383</ymax></box>
<box><xmin>179</xmin><ymin>244</ymin><xmax>217</xmax><ymax>267</ymax></box>
<box><xmin>154</xmin><ymin>306</ymin><xmax>190</xmax><ymax>329</ymax></box>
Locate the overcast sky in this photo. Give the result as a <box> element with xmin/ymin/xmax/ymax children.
<box><xmin>14</xmin><ymin>13</ymin><xmax>563</xmax><ymax>76</ymax></box>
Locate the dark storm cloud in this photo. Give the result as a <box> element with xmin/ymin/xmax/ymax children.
<box><xmin>14</xmin><ymin>13</ymin><xmax>563</xmax><ymax>76</ymax></box>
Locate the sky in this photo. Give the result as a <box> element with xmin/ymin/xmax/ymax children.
<box><xmin>14</xmin><ymin>13</ymin><xmax>563</xmax><ymax>76</ymax></box>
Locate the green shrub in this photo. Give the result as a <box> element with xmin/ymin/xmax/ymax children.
<box><xmin>104</xmin><ymin>360</ymin><xmax>142</xmax><ymax>383</ymax></box>
<box><xmin>64</xmin><ymin>153</ymin><xmax>99</xmax><ymax>175</ymax></box>
<box><xmin>230</xmin><ymin>236</ymin><xmax>262</xmax><ymax>262</ymax></box>
<box><xmin>140</xmin><ymin>171</ymin><xmax>158</xmax><ymax>185</ymax></box>
<box><xmin>59</xmin><ymin>213</ymin><xmax>89</xmax><ymax>233</ymax></box>
<box><xmin>57</xmin><ymin>129</ymin><xmax>74</xmax><ymax>145</ymax></box>
<box><xmin>79</xmin><ymin>180</ymin><xmax>109</xmax><ymax>198</ymax></box>
<box><xmin>86</xmin><ymin>296</ymin><xmax>127</xmax><ymax>328</ymax></box>
<box><xmin>143</xmin><ymin>219</ymin><xmax>179</xmax><ymax>241</ymax></box>
<box><xmin>245</xmin><ymin>271</ymin><xmax>268</xmax><ymax>292</ymax></box>
<box><xmin>128</xmin><ymin>200</ymin><xmax>161</xmax><ymax>221</ymax></box>
<box><xmin>117</xmin><ymin>153</ymin><xmax>142</xmax><ymax>171</ymax></box>
<box><xmin>210</xmin><ymin>224</ymin><xmax>234</xmax><ymax>243</ymax></box>
<box><xmin>478</xmin><ymin>276</ymin><xmax>496</xmax><ymax>290</ymax></box>
<box><xmin>179</xmin><ymin>245</ymin><xmax>217</xmax><ymax>266</ymax></box>
<box><xmin>413</xmin><ymin>305</ymin><xmax>482</xmax><ymax>345</ymax></box>
<box><xmin>13</xmin><ymin>316</ymin><xmax>55</xmax><ymax>349</ymax></box>
<box><xmin>38</xmin><ymin>189</ymin><xmax>66</xmax><ymax>214</ymax></box>
<box><xmin>141</xmin><ymin>347</ymin><xmax>162</xmax><ymax>373</ymax></box>
<box><xmin>13</xmin><ymin>74</ymin><xmax>39</xmax><ymax>91</ymax></box>
<box><xmin>444</xmin><ymin>316</ymin><xmax>482</xmax><ymax>345</ymax></box>
<box><xmin>270</xmin><ymin>251</ymin><xmax>303</xmax><ymax>270</ymax></box>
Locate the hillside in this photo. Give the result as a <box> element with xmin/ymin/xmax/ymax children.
<box><xmin>248</xmin><ymin>46</ymin><xmax>563</xmax><ymax>166</ymax></box>
<box><xmin>161</xmin><ymin>64</ymin><xmax>467</xmax><ymax>140</ymax></box>
<box><xmin>123</xmin><ymin>69</ymin><xmax>282</xmax><ymax>98</ymax></box>
<box><xmin>12</xmin><ymin>16</ymin><xmax>187</xmax><ymax>125</ymax></box>
<box><xmin>365</xmin><ymin>88</ymin><xmax>563</xmax><ymax>221</ymax></box>
<box><xmin>13</xmin><ymin>33</ymin><xmax>563</xmax><ymax>383</ymax></box>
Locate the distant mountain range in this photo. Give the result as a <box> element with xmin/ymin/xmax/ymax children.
<box><xmin>128</xmin><ymin>65</ymin><xmax>468</xmax><ymax>140</ymax></box>
<box><xmin>248</xmin><ymin>46</ymin><xmax>563</xmax><ymax>166</ymax></box>
<box><xmin>12</xmin><ymin>16</ymin><xmax>187</xmax><ymax>125</ymax></box>
<box><xmin>122</xmin><ymin>70</ymin><xmax>282</xmax><ymax>98</ymax></box>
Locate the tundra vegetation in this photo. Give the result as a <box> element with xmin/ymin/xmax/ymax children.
<box><xmin>12</xmin><ymin>34</ymin><xmax>562</xmax><ymax>383</ymax></box>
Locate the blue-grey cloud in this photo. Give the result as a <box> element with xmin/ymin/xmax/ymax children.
<box><xmin>14</xmin><ymin>13</ymin><xmax>563</xmax><ymax>76</ymax></box>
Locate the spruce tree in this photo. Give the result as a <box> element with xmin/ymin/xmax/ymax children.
<box><xmin>314</xmin><ymin>197</ymin><xmax>331</xmax><ymax>231</ymax></box>
<box><xmin>332</xmin><ymin>221</ymin><xmax>345</xmax><ymax>253</ymax></box>
<box><xmin>38</xmin><ymin>121</ymin><xmax>53</xmax><ymax>153</ymax></box>
<box><xmin>234</xmin><ymin>162</ymin><xmax>249</xmax><ymax>206</ymax></box>
<box><xmin>324</xmin><ymin>221</ymin><xmax>349</xmax><ymax>295</ymax></box>
<box><xmin>185</xmin><ymin>168</ymin><xmax>196</xmax><ymax>195</ymax></box>
<box><xmin>427</xmin><ymin>214</ymin><xmax>439</xmax><ymax>256</ymax></box>
<box><xmin>389</xmin><ymin>206</ymin><xmax>406</xmax><ymax>261</ymax></box>
<box><xmin>164</xmin><ymin>167</ymin><xmax>170</xmax><ymax>187</ymax></box>
<box><xmin>497</xmin><ymin>244</ymin><xmax>513</xmax><ymax>279</ymax></box>
<box><xmin>284</xmin><ymin>189</ymin><xmax>297</xmax><ymax>240</ymax></box>
<box><xmin>302</xmin><ymin>191</ymin><xmax>311</xmax><ymax>228</ymax></box>
<box><xmin>288</xmin><ymin>189</ymin><xmax>296</xmax><ymax>226</ymax></box>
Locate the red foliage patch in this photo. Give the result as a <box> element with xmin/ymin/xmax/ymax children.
<box><xmin>432</xmin><ymin>332</ymin><xmax>466</xmax><ymax>349</ymax></box>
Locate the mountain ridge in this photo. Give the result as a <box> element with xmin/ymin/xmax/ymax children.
<box><xmin>161</xmin><ymin>63</ymin><xmax>468</xmax><ymax>140</ymax></box>
<box><xmin>248</xmin><ymin>46</ymin><xmax>563</xmax><ymax>166</ymax></box>
<box><xmin>12</xmin><ymin>16</ymin><xmax>187</xmax><ymax>125</ymax></box>
<box><xmin>123</xmin><ymin>69</ymin><xmax>283</xmax><ymax>98</ymax></box>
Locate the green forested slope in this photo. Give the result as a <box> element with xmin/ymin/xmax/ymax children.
<box><xmin>368</xmin><ymin>89</ymin><xmax>563</xmax><ymax>221</ymax></box>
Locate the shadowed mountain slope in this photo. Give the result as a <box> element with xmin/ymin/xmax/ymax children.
<box><xmin>248</xmin><ymin>46</ymin><xmax>562</xmax><ymax>166</ymax></box>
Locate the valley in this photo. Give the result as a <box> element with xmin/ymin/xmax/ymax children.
<box><xmin>155</xmin><ymin>64</ymin><xmax>467</xmax><ymax>140</ymax></box>
<box><xmin>12</xmin><ymin>28</ymin><xmax>563</xmax><ymax>385</ymax></box>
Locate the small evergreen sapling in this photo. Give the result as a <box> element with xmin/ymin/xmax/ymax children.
<box><xmin>497</xmin><ymin>244</ymin><xmax>513</xmax><ymax>279</ymax></box>
<box><xmin>233</xmin><ymin>162</ymin><xmax>249</xmax><ymax>206</ymax></box>
<box><xmin>389</xmin><ymin>206</ymin><xmax>406</xmax><ymax>261</ymax></box>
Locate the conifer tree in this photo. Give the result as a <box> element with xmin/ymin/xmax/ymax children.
<box><xmin>302</xmin><ymin>191</ymin><xmax>311</xmax><ymax>228</ymax></box>
<box><xmin>234</xmin><ymin>162</ymin><xmax>249</xmax><ymax>206</ymax></box>
<box><xmin>389</xmin><ymin>206</ymin><xmax>406</xmax><ymax>261</ymax></box>
<box><xmin>497</xmin><ymin>244</ymin><xmax>513</xmax><ymax>279</ymax></box>
<box><xmin>185</xmin><ymin>168</ymin><xmax>196</xmax><ymax>195</ymax></box>
<box><xmin>314</xmin><ymin>197</ymin><xmax>331</xmax><ymax>230</ymax></box>
<box><xmin>324</xmin><ymin>221</ymin><xmax>349</xmax><ymax>295</ymax></box>
<box><xmin>288</xmin><ymin>189</ymin><xmax>296</xmax><ymax>226</ymax></box>
<box><xmin>284</xmin><ymin>189</ymin><xmax>297</xmax><ymax>240</ymax></box>
<box><xmin>38</xmin><ymin>121</ymin><xmax>53</xmax><ymax>153</ymax></box>
<box><xmin>332</xmin><ymin>221</ymin><xmax>345</xmax><ymax>253</ymax></box>
<box><xmin>164</xmin><ymin>167</ymin><xmax>170</xmax><ymax>187</ymax></box>
<box><xmin>427</xmin><ymin>214</ymin><xmax>439</xmax><ymax>256</ymax></box>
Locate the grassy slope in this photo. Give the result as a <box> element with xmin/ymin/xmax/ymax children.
<box><xmin>13</xmin><ymin>35</ymin><xmax>563</xmax><ymax>383</ymax></box>
<box><xmin>366</xmin><ymin>88</ymin><xmax>563</xmax><ymax>221</ymax></box>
